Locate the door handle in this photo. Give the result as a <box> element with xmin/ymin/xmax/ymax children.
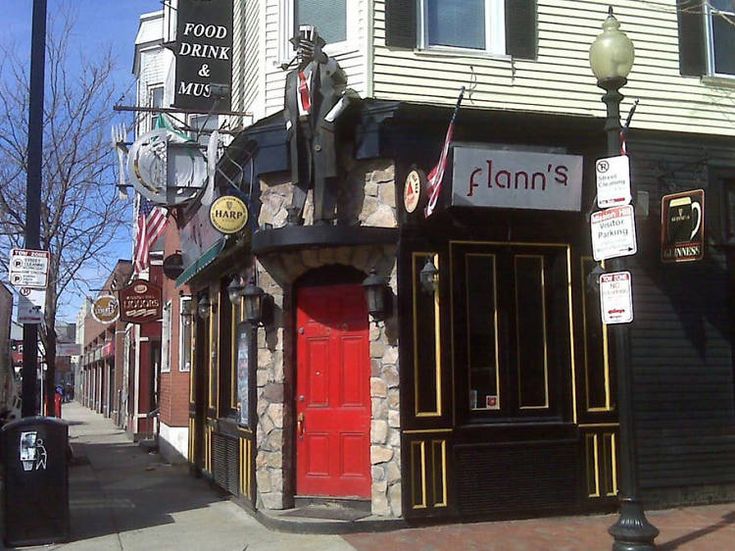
<box><xmin>297</xmin><ymin>412</ymin><xmax>305</xmax><ymax>438</ymax></box>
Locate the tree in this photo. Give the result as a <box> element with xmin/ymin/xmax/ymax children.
<box><xmin>0</xmin><ymin>10</ymin><xmax>129</xmax><ymax>410</ymax></box>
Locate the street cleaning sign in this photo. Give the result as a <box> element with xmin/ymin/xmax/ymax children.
<box><xmin>9</xmin><ymin>248</ymin><xmax>49</xmax><ymax>288</ymax></box>
<box><xmin>591</xmin><ymin>205</ymin><xmax>637</xmax><ymax>261</ymax></box>
<box><xmin>599</xmin><ymin>271</ymin><xmax>634</xmax><ymax>324</ymax></box>
<box><xmin>596</xmin><ymin>155</ymin><xmax>632</xmax><ymax>209</ymax></box>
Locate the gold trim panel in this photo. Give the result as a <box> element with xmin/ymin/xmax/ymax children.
<box><xmin>411</xmin><ymin>441</ymin><xmax>427</xmax><ymax>509</ymax></box>
<box><xmin>412</xmin><ymin>252</ymin><xmax>442</xmax><ymax>417</ymax></box>
<box><xmin>431</xmin><ymin>439</ymin><xmax>448</xmax><ymax>508</ymax></box>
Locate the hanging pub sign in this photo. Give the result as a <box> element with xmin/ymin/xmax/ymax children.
<box><xmin>661</xmin><ymin>189</ymin><xmax>704</xmax><ymax>263</ymax></box>
<box><xmin>451</xmin><ymin>146</ymin><xmax>584</xmax><ymax>212</ymax></box>
<box><xmin>91</xmin><ymin>294</ymin><xmax>120</xmax><ymax>324</ymax></box>
<box><xmin>174</xmin><ymin>0</ymin><xmax>233</xmax><ymax>111</ymax></box>
<box><xmin>118</xmin><ymin>279</ymin><xmax>163</xmax><ymax>324</ymax></box>
<box><xmin>209</xmin><ymin>195</ymin><xmax>249</xmax><ymax>234</ymax></box>
<box><xmin>403</xmin><ymin>168</ymin><xmax>426</xmax><ymax>215</ymax></box>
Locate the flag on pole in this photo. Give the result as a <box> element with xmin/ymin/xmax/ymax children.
<box><xmin>425</xmin><ymin>87</ymin><xmax>465</xmax><ymax>218</ymax></box>
<box><xmin>134</xmin><ymin>196</ymin><xmax>168</xmax><ymax>274</ymax></box>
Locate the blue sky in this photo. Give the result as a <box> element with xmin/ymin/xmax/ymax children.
<box><xmin>4</xmin><ymin>0</ymin><xmax>160</xmax><ymax>322</ymax></box>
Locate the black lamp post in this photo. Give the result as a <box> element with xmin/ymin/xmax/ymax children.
<box><xmin>589</xmin><ymin>8</ymin><xmax>658</xmax><ymax>551</ymax></box>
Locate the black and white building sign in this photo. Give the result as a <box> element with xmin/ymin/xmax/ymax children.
<box><xmin>591</xmin><ymin>205</ymin><xmax>637</xmax><ymax>261</ymax></box>
<box><xmin>174</xmin><ymin>0</ymin><xmax>233</xmax><ymax>111</ymax></box>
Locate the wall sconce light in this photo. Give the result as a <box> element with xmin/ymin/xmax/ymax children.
<box><xmin>180</xmin><ymin>297</ymin><xmax>193</xmax><ymax>326</ymax></box>
<box><xmin>243</xmin><ymin>277</ymin><xmax>269</xmax><ymax>326</ymax></box>
<box><xmin>197</xmin><ymin>295</ymin><xmax>211</xmax><ymax>320</ymax></box>
<box><xmin>227</xmin><ymin>275</ymin><xmax>245</xmax><ymax>306</ymax></box>
<box><xmin>419</xmin><ymin>257</ymin><xmax>439</xmax><ymax>294</ymax></box>
<box><xmin>362</xmin><ymin>267</ymin><xmax>391</xmax><ymax>322</ymax></box>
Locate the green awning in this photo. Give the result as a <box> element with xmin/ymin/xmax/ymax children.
<box><xmin>176</xmin><ymin>238</ymin><xmax>226</xmax><ymax>287</ymax></box>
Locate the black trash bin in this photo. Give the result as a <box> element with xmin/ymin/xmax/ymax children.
<box><xmin>2</xmin><ymin>416</ymin><xmax>69</xmax><ymax>546</ymax></box>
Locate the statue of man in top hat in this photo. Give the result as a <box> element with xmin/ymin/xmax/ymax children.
<box><xmin>283</xmin><ymin>25</ymin><xmax>352</xmax><ymax>225</ymax></box>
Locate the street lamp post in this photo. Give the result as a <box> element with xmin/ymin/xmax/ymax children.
<box><xmin>589</xmin><ymin>8</ymin><xmax>659</xmax><ymax>551</ymax></box>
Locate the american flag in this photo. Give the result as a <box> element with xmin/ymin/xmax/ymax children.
<box><xmin>425</xmin><ymin>87</ymin><xmax>465</xmax><ymax>218</ymax></box>
<box><xmin>619</xmin><ymin>99</ymin><xmax>639</xmax><ymax>156</ymax></box>
<box><xmin>134</xmin><ymin>196</ymin><xmax>168</xmax><ymax>274</ymax></box>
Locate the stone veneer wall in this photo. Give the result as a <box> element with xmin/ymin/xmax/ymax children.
<box><xmin>253</xmin><ymin>159</ymin><xmax>402</xmax><ymax>517</ymax></box>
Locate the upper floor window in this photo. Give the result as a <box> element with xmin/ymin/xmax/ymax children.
<box><xmin>678</xmin><ymin>0</ymin><xmax>735</xmax><ymax>78</ymax></box>
<box><xmin>386</xmin><ymin>0</ymin><xmax>536</xmax><ymax>59</ymax></box>
<box><xmin>421</xmin><ymin>0</ymin><xmax>504</xmax><ymax>53</ymax></box>
<box><xmin>296</xmin><ymin>0</ymin><xmax>347</xmax><ymax>44</ymax></box>
<box><xmin>707</xmin><ymin>0</ymin><xmax>735</xmax><ymax>76</ymax></box>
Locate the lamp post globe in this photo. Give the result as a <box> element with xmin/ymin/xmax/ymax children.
<box><xmin>588</xmin><ymin>8</ymin><xmax>658</xmax><ymax>551</ymax></box>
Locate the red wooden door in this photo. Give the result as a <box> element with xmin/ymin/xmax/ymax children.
<box><xmin>296</xmin><ymin>284</ymin><xmax>371</xmax><ymax>498</ymax></box>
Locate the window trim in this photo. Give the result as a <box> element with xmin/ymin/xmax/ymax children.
<box><xmin>161</xmin><ymin>300</ymin><xmax>172</xmax><ymax>373</ymax></box>
<box><xmin>279</xmin><ymin>0</ymin><xmax>360</xmax><ymax>65</ymax></box>
<box><xmin>419</xmin><ymin>0</ymin><xmax>506</xmax><ymax>56</ymax></box>
<box><xmin>704</xmin><ymin>2</ymin><xmax>735</xmax><ymax>79</ymax></box>
<box><xmin>179</xmin><ymin>296</ymin><xmax>192</xmax><ymax>372</ymax></box>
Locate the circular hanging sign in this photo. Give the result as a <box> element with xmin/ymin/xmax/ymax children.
<box><xmin>210</xmin><ymin>195</ymin><xmax>249</xmax><ymax>234</ymax></box>
<box><xmin>127</xmin><ymin>128</ymin><xmax>206</xmax><ymax>207</ymax></box>
<box><xmin>403</xmin><ymin>168</ymin><xmax>426</xmax><ymax>214</ymax></box>
<box><xmin>91</xmin><ymin>295</ymin><xmax>119</xmax><ymax>324</ymax></box>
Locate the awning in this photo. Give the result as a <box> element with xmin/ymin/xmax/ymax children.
<box><xmin>176</xmin><ymin>238</ymin><xmax>226</xmax><ymax>287</ymax></box>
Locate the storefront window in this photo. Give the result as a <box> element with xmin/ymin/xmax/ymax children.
<box><xmin>179</xmin><ymin>296</ymin><xmax>192</xmax><ymax>372</ymax></box>
<box><xmin>161</xmin><ymin>300</ymin><xmax>172</xmax><ymax>373</ymax></box>
<box><xmin>230</xmin><ymin>299</ymin><xmax>242</xmax><ymax>410</ymax></box>
<box><xmin>465</xmin><ymin>254</ymin><xmax>500</xmax><ymax>410</ymax></box>
<box><xmin>235</xmin><ymin>322</ymin><xmax>251</xmax><ymax>427</ymax></box>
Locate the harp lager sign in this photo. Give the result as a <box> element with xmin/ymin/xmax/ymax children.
<box><xmin>210</xmin><ymin>195</ymin><xmax>249</xmax><ymax>234</ymax></box>
<box><xmin>118</xmin><ymin>280</ymin><xmax>162</xmax><ymax>324</ymax></box>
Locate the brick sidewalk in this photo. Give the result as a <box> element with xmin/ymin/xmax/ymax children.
<box><xmin>343</xmin><ymin>504</ymin><xmax>735</xmax><ymax>551</ymax></box>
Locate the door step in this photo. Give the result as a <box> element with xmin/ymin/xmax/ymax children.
<box><xmin>287</xmin><ymin>497</ymin><xmax>371</xmax><ymax>521</ymax></box>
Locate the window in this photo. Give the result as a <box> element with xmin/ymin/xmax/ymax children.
<box><xmin>146</xmin><ymin>85</ymin><xmax>164</xmax><ymax>132</ymax></box>
<box><xmin>421</xmin><ymin>0</ymin><xmax>504</xmax><ymax>53</ymax></box>
<box><xmin>707</xmin><ymin>0</ymin><xmax>735</xmax><ymax>75</ymax></box>
<box><xmin>385</xmin><ymin>0</ymin><xmax>536</xmax><ymax>59</ymax></box>
<box><xmin>295</xmin><ymin>0</ymin><xmax>347</xmax><ymax>44</ymax></box>
<box><xmin>179</xmin><ymin>296</ymin><xmax>192</xmax><ymax>372</ymax></box>
<box><xmin>161</xmin><ymin>300</ymin><xmax>172</xmax><ymax>373</ymax></box>
<box><xmin>678</xmin><ymin>0</ymin><xmax>735</xmax><ymax>77</ymax></box>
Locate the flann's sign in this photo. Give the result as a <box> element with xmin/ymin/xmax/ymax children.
<box><xmin>452</xmin><ymin>146</ymin><xmax>583</xmax><ymax>212</ymax></box>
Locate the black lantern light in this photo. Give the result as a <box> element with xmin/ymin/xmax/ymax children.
<box><xmin>197</xmin><ymin>295</ymin><xmax>211</xmax><ymax>320</ymax></box>
<box><xmin>242</xmin><ymin>277</ymin><xmax>266</xmax><ymax>325</ymax></box>
<box><xmin>227</xmin><ymin>275</ymin><xmax>245</xmax><ymax>306</ymax></box>
<box><xmin>362</xmin><ymin>267</ymin><xmax>389</xmax><ymax>321</ymax></box>
<box><xmin>419</xmin><ymin>256</ymin><xmax>439</xmax><ymax>294</ymax></box>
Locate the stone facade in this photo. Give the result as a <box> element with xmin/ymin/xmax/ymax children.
<box><xmin>252</xmin><ymin>158</ymin><xmax>402</xmax><ymax>517</ymax></box>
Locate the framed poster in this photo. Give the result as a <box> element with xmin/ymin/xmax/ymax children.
<box><xmin>236</xmin><ymin>322</ymin><xmax>251</xmax><ymax>426</ymax></box>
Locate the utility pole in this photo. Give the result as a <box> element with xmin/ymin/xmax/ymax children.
<box><xmin>21</xmin><ymin>0</ymin><xmax>47</xmax><ymax>417</ymax></box>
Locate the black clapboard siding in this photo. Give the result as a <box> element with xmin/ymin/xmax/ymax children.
<box><xmin>625</xmin><ymin>133</ymin><xmax>735</xmax><ymax>499</ymax></box>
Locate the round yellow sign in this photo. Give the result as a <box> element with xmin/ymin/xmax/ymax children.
<box><xmin>92</xmin><ymin>295</ymin><xmax>119</xmax><ymax>324</ymax></box>
<box><xmin>210</xmin><ymin>195</ymin><xmax>249</xmax><ymax>234</ymax></box>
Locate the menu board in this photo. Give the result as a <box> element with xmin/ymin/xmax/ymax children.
<box><xmin>236</xmin><ymin>323</ymin><xmax>250</xmax><ymax>426</ymax></box>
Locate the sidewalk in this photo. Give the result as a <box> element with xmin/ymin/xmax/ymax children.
<box><xmin>9</xmin><ymin>403</ymin><xmax>353</xmax><ymax>551</ymax></box>
<box><xmin>5</xmin><ymin>403</ymin><xmax>734</xmax><ymax>550</ymax></box>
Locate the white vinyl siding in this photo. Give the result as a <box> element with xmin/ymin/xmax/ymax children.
<box><xmin>372</xmin><ymin>0</ymin><xmax>735</xmax><ymax>137</ymax></box>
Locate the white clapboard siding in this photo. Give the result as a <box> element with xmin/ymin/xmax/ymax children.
<box><xmin>372</xmin><ymin>0</ymin><xmax>735</xmax><ymax>136</ymax></box>
<box><xmin>258</xmin><ymin>0</ymin><xmax>370</xmax><ymax>119</ymax></box>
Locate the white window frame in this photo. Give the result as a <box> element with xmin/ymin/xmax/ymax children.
<box><xmin>419</xmin><ymin>0</ymin><xmax>505</xmax><ymax>56</ymax></box>
<box><xmin>705</xmin><ymin>2</ymin><xmax>735</xmax><ymax>78</ymax></box>
<box><xmin>161</xmin><ymin>300</ymin><xmax>172</xmax><ymax>373</ymax></box>
<box><xmin>279</xmin><ymin>0</ymin><xmax>359</xmax><ymax>65</ymax></box>
<box><xmin>179</xmin><ymin>296</ymin><xmax>192</xmax><ymax>372</ymax></box>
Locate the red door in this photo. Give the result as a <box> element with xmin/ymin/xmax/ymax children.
<box><xmin>296</xmin><ymin>284</ymin><xmax>371</xmax><ymax>498</ymax></box>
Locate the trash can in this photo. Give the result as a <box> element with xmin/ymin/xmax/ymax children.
<box><xmin>2</xmin><ymin>416</ymin><xmax>69</xmax><ymax>546</ymax></box>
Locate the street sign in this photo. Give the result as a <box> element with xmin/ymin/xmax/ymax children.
<box><xmin>596</xmin><ymin>155</ymin><xmax>632</xmax><ymax>209</ymax></box>
<box><xmin>56</xmin><ymin>343</ymin><xmax>81</xmax><ymax>357</ymax></box>
<box><xmin>591</xmin><ymin>205</ymin><xmax>637</xmax><ymax>261</ymax></box>
<box><xmin>661</xmin><ymin>189</ymin><xmax>704</xmax><ymax>263</ymax></box>
<box><xmin>17</xmin><ymin>287</ymin><xmax>45</xmax><ymax>324</ymax></box>
<box><xmin>600</xmin><ymin>271</ymin><xmax>634</xmax><ymax>324</ymax></box>
<box><xmin>9</xmin><ymin>249</ymin><xmax>49</xmax><ymax>288</ymax></box>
